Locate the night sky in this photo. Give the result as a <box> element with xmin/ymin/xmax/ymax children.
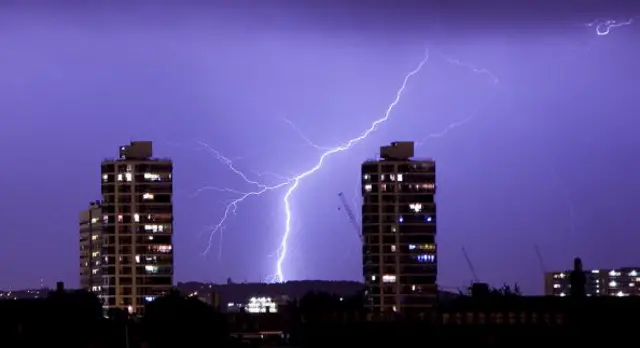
<box><xmin>1</xmin><ymin>1</ymin><xmax>638</xmax><ymax>294</ymax></box>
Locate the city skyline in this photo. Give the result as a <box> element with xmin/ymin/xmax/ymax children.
<box><xmin>0</xmin><ymin>2</ymin><xmax>639</xmax><ymax>294</ymax></box>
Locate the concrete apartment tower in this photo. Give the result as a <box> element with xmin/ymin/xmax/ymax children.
<box><xmin>79</xmin><ymin>200</ymin><xmax>103</xmax><ymax>293</ymax></box>
<box><xmin>361</xmin><ymin>141</ymin><xmax>437</xmax><ymax>313</ymax></box>
<box><xmin>81</xmin><ymin>141</ymin><xmax>174</xmax><ymax>314</ymax></box>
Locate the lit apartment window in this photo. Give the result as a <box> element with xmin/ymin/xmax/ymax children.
<box><xmin>409</xmin><ymin>203</ymin><xmax>422</xmax><ymax>213</ymax></box>
<box><xmin>144</xmin><ymin>173</ymin><xmax>160</xmax><ymax>181</ymax></box>
<box><xmin>382</xmin><ymin>274</ymin><xmax>396</xmax><ymax>283</ymax></box>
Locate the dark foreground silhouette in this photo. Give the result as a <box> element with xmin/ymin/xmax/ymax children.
<box><xmin>0</xmin><ymin>279</ymin><xmax>636</xmax><ymax>347</ymax></box>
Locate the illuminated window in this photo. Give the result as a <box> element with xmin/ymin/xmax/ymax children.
<box><xmin>364</xmin><ymin>184</ymin><xmax>372</xmax><ymax>192</ymax></box>
<box><xmin>416</xmin><ymin>254</ymin><xmax>436</xmax><ymax>263</ymax></box>
<box><xmin>382</xmin><ymin>274</ymin><xmax>396</xmax><ymax>283</ymax></box>
<box><xmin>409</xmin><ymin>203</ymin><xmax>422</xmax><ymax>213</ymax></box>
<box><xmin>410</xmin><ymin>243</ymin><xmax>436</xmax><ymax>251</ymax></box>
<box><xmin>397</xmin><ymin>174</ymin><xmax>403</xmax><ymax>182</ymax></box>
<box><xmin>144</xmin><ymin>173</ymin><xmax>161</xmax><ymax>181</ymax></box>
<box><xmin>142</xmin><ymin>193</ymin><xmax>154</xmax><ymax>200</ymax></box>
<box><xmin>144</xmin><ymin>224</ymin><xmax>167</xmax><ymax>233</ymax></box>
<box><xmin>149</xmin><ymin>245</ymin><xmax>172</xmax><ymax>253</ymax></box>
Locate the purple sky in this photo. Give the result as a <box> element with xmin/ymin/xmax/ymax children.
<box><xmin>0</xmin><ymin>1</ymin><xmax>638</xmax><ymax>294</ymax></box>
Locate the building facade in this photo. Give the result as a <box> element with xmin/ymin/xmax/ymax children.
<box><xmin>79</xmin><ymin>201</ymin><xmax>103</xmax><ymax>293</ymax></box>
<box><xmin>361</xmin><ymin>141</ymin><xmax>437</xmax><ymax>313</ymax></box>
<box><xmin>545</xmin><ymin>267</ymin><xmax>640</xmax><ymax>297</ymax></box>
<box><xmin>84</xmin><ymin>141</ymin><xmax>174</xmax><ymax>314</ymax></box>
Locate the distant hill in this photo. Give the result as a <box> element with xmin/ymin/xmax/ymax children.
<box><xmin>177</xmin><ymin>280</ymin><xmax>461</xmax><ymax>306</ymax></box>
<box><xmin>177</xmin><ymin>280</ymin><xmax>363</xmax><ymax>305</ymax></box>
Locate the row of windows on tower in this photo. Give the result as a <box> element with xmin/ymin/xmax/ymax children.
<box><xmin>372</xmin><ymin>274</ymin><xmax>436</xmax><ymax>285</ymax></box>
<box><xmin>102</xmin><ymin>172</ymin><xmax>170</xmax><ymax>183</ymax></box>
<box><xmin>102</xmin><ymin>163</ymin><xmax>172</xmax><ymax>173</ymax></box>
<box><xmin>363</xmin><ymin>183</ymin><xmax>435</xmax><ymax>193</ymax></box>
<box><xmin>363</xmin><ymin>202</ymin><xmax>435</xmax><ymax>214</ymax></box>
<box><xmin>363</xmin><ymin>214</ymin><xmax>435</xmax><ymax>224</ymax></box>
<box><xmin>362</xmin><ymin>162</ymin><xmax>435</xmax><ymax>174</ymax></box>
<box><xmin>364</xmin><ymin>253</ymin><xmax>437</xmax><ymax>265</ymax></box>
<box><xmin>363</xmin><ymin>173</ymin><xmax>435</xmax><ymax>183</ymax></box>
<box><xmin>100</xmin><ymin>214</ymin><xmax>171</xmax><ymax>224</ymax></box>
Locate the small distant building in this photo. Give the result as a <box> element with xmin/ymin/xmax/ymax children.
<box><xmin>226</xmin><ymin>295</ymin><xmax>283</xmax><ymax>313</ymax></box>
<box><xmin>545</xmin><ymin>267</ymin><xmax>640</xmax><ymax>297</ymax></box>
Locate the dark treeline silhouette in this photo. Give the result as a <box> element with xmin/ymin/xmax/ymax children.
<box><xmin>284</xmin><ymin>279</ymin><xmax>635</xmax><ymax>347</ymax></box>
<box><xmin>141</xmin><ymin>289</ymin><xmax>228</xmax><ymax>347</ymax></box>
<box><xmin>0</xmin><ymin>283</ymin><xmax>104</xmax><ymax>347</ymax></box>
<box><xmin>0</xmin><ymin>284</ymin><xmax>230</xmax><ymax>348</ymax></box>
<box><xmin>0</xmin><ymin>270</ymin><xmax>636</xmax><ymax>347</ymax></box>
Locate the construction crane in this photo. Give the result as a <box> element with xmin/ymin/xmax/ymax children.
<box><xmin>462</xmin><ymin>247</ymin><xmax>479</xmax><ymax>283</ymax></box>
<box><xmin>534</xmin><ymin>244</ymin><xmax>547</xmax><ymax>274</ymax></box>
<box><xmin>337</xmin><ymin>192</ymin><xmax>362</xmax><ymax>242</ymax></box>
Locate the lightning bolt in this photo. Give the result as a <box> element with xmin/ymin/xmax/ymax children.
<box><xmin>194</xmin><ymin>49</ymin><xmax>430</xmax><ymax>281</ymax></box>
<box><xmin>585</xmin><ymin>18</ymin><xmax>635</xmax><ymax>35</ymax></box>
<box><xmin>193</xmin><ymin>141</ymin><xmax>293</xmax><ymax>257</ymax></box>
<box><xmin>439</xmin><ymin>53</ymin><xmax>500</xmax><ymax>85</ymax></box>
<box><xmin>416</xmin><ymin>54</ymin><xmax>499</xmax><ymax>148</ymax></box>
<box><xmin>281</xmin><ymin>117</ymin><xmax>332</xmax><ymax>151</ymax></box>
<box><xmin>273</xmin><ymin>49</ymin><xmax>431</xmax><ymax>282</ymax></box>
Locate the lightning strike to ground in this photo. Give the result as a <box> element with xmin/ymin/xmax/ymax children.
<box><xmin>273</xmin><ymin>49</ymin><xmax>431</xmax><ymax>282</ymax></box>
<box><xmin>199</xmin><ymin>17</ymin><xmax>626</xmax><ymax>281</ymax></box>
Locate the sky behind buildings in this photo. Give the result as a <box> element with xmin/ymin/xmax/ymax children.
<box><xmin>0</xmin><ymin>1</ymin><xmax>638</xmax><ymax>294</ymax></box>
